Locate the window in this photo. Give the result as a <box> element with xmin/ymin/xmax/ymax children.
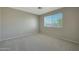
<box><xmin>44</xmin><ymin>13</ymin><xmax>63</xmax><ymax>28</ymax></box>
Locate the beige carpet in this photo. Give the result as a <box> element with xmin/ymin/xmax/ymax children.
<box><xmin>0</xmin><ymin>34</ymin><xmax>79</xmax><ymax>51</ymax></box>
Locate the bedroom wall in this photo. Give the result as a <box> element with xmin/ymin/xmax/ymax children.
<box><xmin>1</xmin><ymin>7</ymin><xmax>39</xmax><ymax>41</ymax></box>
<box><xmin>0</xmin><ymin>8</ymin><xmax>1</xmax><ymax>40</ymax></box>
<box><xmin>40</xmin><ymin>7</ymin><xmax>79</xmax><ymax>43</ymax></box>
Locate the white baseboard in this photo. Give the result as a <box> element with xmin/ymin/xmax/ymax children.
<box><xmin>61</xmin><ymin>37</ymin><xmax>79</xmax><ymax>44</ymax></box>
<box><xmin>0</xmin><ymin>32</ymin><xmax>38</xmax><ymax>42</ymax></box>
<box><xmin>40</xmin><ymin>33</ymin><xmax>79</xmax><ymax>44</ymax></box>
<box><xmin>1</xmin><ymin>32</ymin><xmax>79</xmax><ymax>45</ymax></box>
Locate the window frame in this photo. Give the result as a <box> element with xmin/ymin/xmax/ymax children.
<box><xmin>43</xmin><ymin>12</ymin><xmax>64</xmax><ymax>28</ymax></box>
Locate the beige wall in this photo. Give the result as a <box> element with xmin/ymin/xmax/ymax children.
<box><xmin>40</xmin><ymin>7</ymin><xmax>79</xmax><ymax>43</ymax></box>
<box><xmin>0</xmin><ymin>8</ymin><xmax>1</xmax><ymax>40</ymax></box>
<box><xmin>1</xmin><ymin>7</ymin><xmax>39</xmax><ymax>41</ymax></box>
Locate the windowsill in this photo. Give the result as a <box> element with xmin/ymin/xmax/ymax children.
<box><xmin>44</xmin><ymin>26</ymin><xmax>63</xmax><ymax>29</ymax></box>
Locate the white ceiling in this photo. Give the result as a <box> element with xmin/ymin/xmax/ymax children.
<box><xmin>11</xmin><ymin>7</ymin><xmax>62</xmax><ymax>15</ymax></box>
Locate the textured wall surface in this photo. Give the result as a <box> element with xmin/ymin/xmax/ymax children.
<box><xmin>0</xmin><ymin>7</ymin><xmax>39</xmax><ymax>41</ymax></box>
<box><xmin>0</xmin><ymin>8</ymin><xmax>1</xmax><ymax>40</ymax></box>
